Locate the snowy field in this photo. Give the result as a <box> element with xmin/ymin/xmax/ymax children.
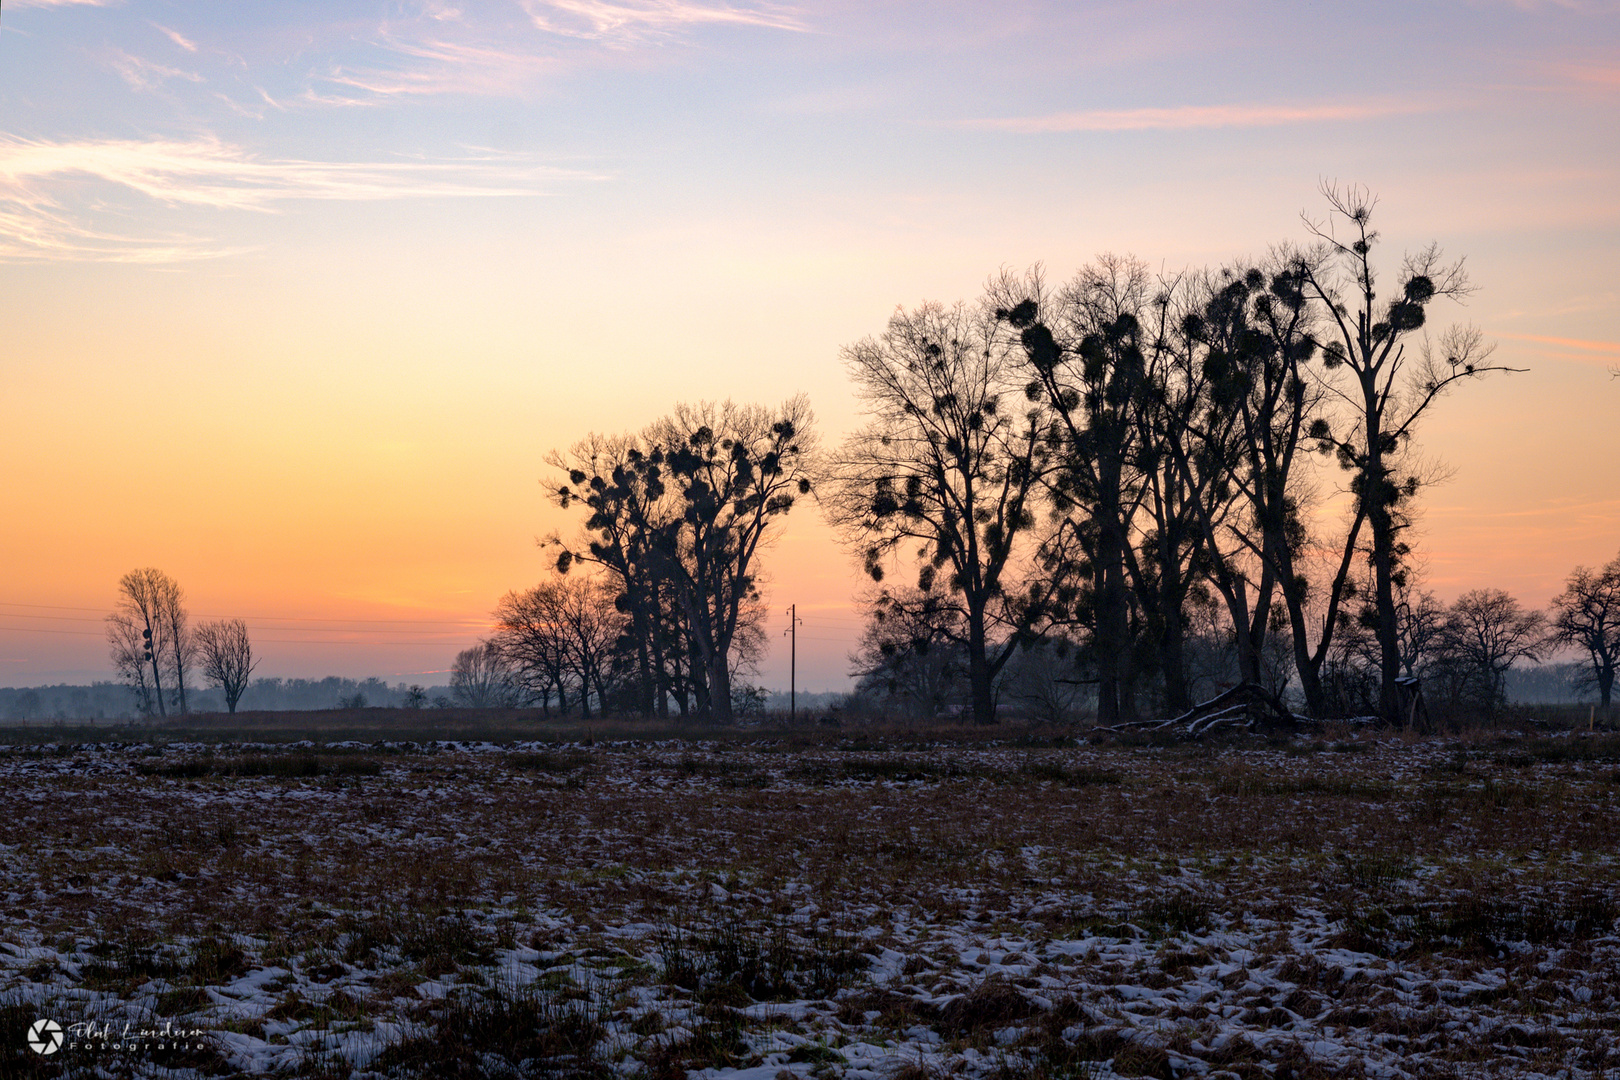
<box><xmin>2</xmin><ymin>729</ymin><xmax>1618</xmax><ymax>1078</ymax></box>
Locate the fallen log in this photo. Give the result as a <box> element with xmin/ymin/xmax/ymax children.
<box><xmin>1103</xmin><ymin>683</ymin><xmax>1318</xmax><ymax>739</ymax></box>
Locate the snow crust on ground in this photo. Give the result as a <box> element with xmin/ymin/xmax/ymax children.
<box><xmin>1</xmin><ymin>731</ymin><xmax>1617</xmax><ymax>1078</ymax></box>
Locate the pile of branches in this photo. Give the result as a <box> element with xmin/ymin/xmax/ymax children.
<box><xmin>1104</xmin><ymin>683</ymin><xmax>1370</xmax><ymax>740</ymax></box>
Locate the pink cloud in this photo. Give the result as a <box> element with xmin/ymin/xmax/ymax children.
<box><xmin>1496</xmin><ymin>332</ymin><xmax>1620</xmax><ymax>355</ymax></box>
<box><xmin>974</xmin><ymin>100</ymin><xmax>1432</xmax><ymax>134</ymax></box>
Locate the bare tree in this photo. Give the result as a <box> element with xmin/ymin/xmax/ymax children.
<box><xmin>546</xmin><ymin>433</ymin><xmax>673</xmax><ymax>717</ymax></box>
<box><xmin>546</xmin><ymin>574</ymin><xmax>625</xmax><ymax>717</ymax></box>
<box><xmin>1549</xmin><ymin>551</ymin><xmax>1620</xmax><ymax>708</ymax></box>
<box><xmin>1298</xmin><ymin>184</ymin><xmax>1521</xmax><ymax>723</ymax></box>
<box><xmin>106</xmin><ymin>613</ymin><xmax>157</xmax><ymax>717</ymax></box>
<box><xmin>827</xmin><ymin>299</ymin><xmax>1048</xmax><ymax>725</ymax></box>
<box><xmin>491</xmin><ymin>575</ymin><xmax>628</xmax><ymax>716</ymax></box>
<box><xmin>492</xmin><ymin>587</ymin><xmax>572</xmax><ymax>715</ymax></box>
<box><xmin>849</xmin><ymin>585</ymin><xmax>970</xmax><ymax>721</ymax></box>
<box><xmin>194</xmin><ymin>618</ymin><xmax>259</xmax><ymax>714</ymax></box>
<box><xmin>553</xmin><ymin>397</ymin><xmax>816</xmax><ymax>724</ymax></box>
<box><xmin>450</xmin><ymin>640</ymin><xmax>523</xmax><ymax>709</ymax></box>
<box><xmin>105</xmin><ymin>568</ymin><xmax>190</xmax><ymax>718</ymax></box>
<box><xmin>161</xmin><ymin>582</ymin><xmax>196</xmax><ymax>715</ymax></box>
<box><xmin>1435</xmin><ymin>589</ymin><xmax>1549</xmax><ymax>711</ymax></box>
<box><xmin>996</xmin><ymin>262</ymin><xmax>1144</xmax><ymax>724</ymax></box>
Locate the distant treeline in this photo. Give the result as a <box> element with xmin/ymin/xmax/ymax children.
<box><xmin>0</xmin><ymin>668</ymin><xmax>1594</xmax><ymax>723</ymax></box>
<box><xmin>0</xmin><ymin>677</ymin><xmax>453</xmax><ymax>722</ymax></box>
<box><xmin>1504</xmin><ymin>663</ymin><xmax>1601</xmax><ymax>706</ymax></box>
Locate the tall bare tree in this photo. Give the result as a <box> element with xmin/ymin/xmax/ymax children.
<box><xmin>647</xmin><ymin>398</ymin><xmax>816</xmax><ymax>724</ymax></box>
<box><xmin>1298</xmin><ymin>184</ymin><xmax>1519</xmax><ymax>723</ymax></box>
<box><xmin>105</xmin><ymin>568</ymin><xmax>190</xmax><ymax>718</ymax></box>
<box><xmin>997</xmin><ymin>258</ymin><xmax>1154</xmax><ymax>723</ymax></box>
<box><xmin>195</xmin><ymin>618</ymin><xmax>259</xmax><ymax>714</ymax></box>
<box><xmin>553</xmin><ymin>397</ymin><xmax>816</xmax><ymax>724</ymax></box>
<box><xmin>827</xmin><ymin>300</ymin><xmax>1048</xmax><ymax>725</ymax></box>
<box><xmin>546</xmin><ymin>433</ymin><xmax>673</xmax><ymax>717</ymax></box>
<box><xmin>1549</xmin><ymin>551</ymin><xmax>1620</xmax><ymax>709</ymax></box>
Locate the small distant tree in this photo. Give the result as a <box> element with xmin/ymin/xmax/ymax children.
<box><xmin>404</xmin><ymin>684</ymin><xmax>428</xmax><ymax>709</ymax></box>
<box><xmin>492</xmin><ymin>575</ymin><xmax>625</xmax><ymax>717</ymax></box>
<box><xmin>451</xmin><ymin>640</ymin><xmax>523</xmax><ymax>708</ymax></box>
<box><xmin>849</xmin><ymin>585</ymin><xmax>970</xmax><ymax>721</ymax></box>
<box><xmin>1434</xmin><ymin>589</ymin><xmax>1549</xmax><ymax>711</ymax></box>
<box><xmin>194</xmin><ymin>618</ymin><xmax>259</xmax><ymax>714</ymax></box>
<box><xmin>105</xmin><ymin>568</ymin><xmax>191</xmax><ymax>718</ymax></box>
<box><xmin>1549</xmin><ymin>551</ymin><xmax>1620</xmax><ymax>708</ymax></box>
<box><xmin>107</xmin><ymin>613</ymin><xmax>158</xmax><ymax>717</ymax></box>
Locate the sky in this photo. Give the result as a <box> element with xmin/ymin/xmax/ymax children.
<box><xmin>0</xmin><ymin>0</ymin><xmax>1616</xmax><ymax>691</ymax></box>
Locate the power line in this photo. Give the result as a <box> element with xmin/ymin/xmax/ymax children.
<box><xmin>0</xmin><ymin>601</ymin><xmax>486</xmax><ymax>626</ymax></box>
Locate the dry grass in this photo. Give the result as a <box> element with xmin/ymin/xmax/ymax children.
<box><xmin>1</xmin><ymin>723</ymin><xmax>1617</xmax><ymax>1077</ymax></box>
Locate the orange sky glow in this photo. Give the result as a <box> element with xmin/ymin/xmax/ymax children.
<box><xmin>1</xmin><ymin>1</ymin><xmax>1616</xmax><ymax>691</ymax></box>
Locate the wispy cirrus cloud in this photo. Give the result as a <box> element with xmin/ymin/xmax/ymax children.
<box><xmin>975</xmin><ymin>100</ymin><xmax>1432</xmax><ymax>134</ymax></box>
<box><xmin>110</xmin><ymin>50</ymin><xmax>205</xmax><ymax>92</ymax></box>
<box><xmin>320</xmin><ymin>38</ymin><xmax>558</xmax><ymax>100</ymax></box>
<box><xmin>520</xmin><ymin>0</ymin><xmax>807</xmax><ymax>43</ymax></box>
<box><xmin>0</xmin><ymin>134</ymin><xmax>598</xmax><ymax>261</ymax></box>
<box><xmin>152</xmin><ymin>24</ymin><xmax>199</xmax><ymax>52</ymax></box>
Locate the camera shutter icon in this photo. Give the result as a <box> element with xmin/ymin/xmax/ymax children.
<box><xmin>27</xmin><ymin>1018</ymin><xmax>63</xmax><ymax>1055</ymax></box>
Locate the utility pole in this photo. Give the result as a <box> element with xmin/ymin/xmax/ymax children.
<box><xmin>784</xmin><ymin>604</ymin><xmax>802</xmax><ymax>720</ymax></box>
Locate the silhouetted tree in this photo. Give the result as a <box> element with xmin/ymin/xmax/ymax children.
<box><xmin>998</xmin><ymin>259</ymin><xmax>1152</xmax><ymax>723</ymax></box>
<box><xmin>106</xmin><ymin>613</ymin><xmax>157</xmax><ymax>717</ymax></box>
<box><xmin>195</xmin><ymin>618</ymin><xmax>258</xmax><ymax>714</ymax></box>
<box><xmin>553</xmin><ymin>397</ymin><xmax>816</xmax><ymax>724</ymax></box>
<box><xmin>827</xmin><ymin>300</ymin><xmax>1048</xmax><ymax>725</ymax></box>
<box><xmin>545</xmin><ymin>433</ymin><xmax>673</xmax><ymax>716</ymax></box>
<box><xmin>450</xmin><ymin>640</ymin><xmax>523</xmax><ymax>708</ymax></box>
<box><xmin>1298</xmin><ymin>184</ymin><xmax>1518</xmax><ymax>722</ymax></box>
<box><xmin>105</xmin><ymin>568</ymin><xmax>190</xmax><ymax>718</ymax></box>
<box><xmin>849</xmin><ymin>585</ymin><xmax>969</xmax><ymax>720</ymax></box>
<box><xmin>492</xmin><ymin>586</ymin><xmax>573</xmax><ymax>714</ymax></box>
<box><xmin>1181</xmin><ymin>257</ymin><xmax>1371</xmax><ymax>714</ymax></box>
<box><xmin>647</xmin><ymin>398</ymin><xmax>815</xmax><ymax>724</ymax></box>
<box><xmin>1434</xmin><ymin>588</ymin><xmax>1549</xmax><ymax>711</ymax></box>
<box><xmin>1549</xmin><ymin>551</ymin><xmax>1620</xmax><ymax>708</ymax></box>
<box><xmin>507</xmin><ymin>575</ymin><xmax>624</xmax><ymax>716</ymax></box>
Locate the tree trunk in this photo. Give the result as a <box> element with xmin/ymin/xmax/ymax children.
<box><xmin>1093</xmin><ymin>467</ymin><xmax>1131</xmax><ymax>727</ymax></box>
<box><xmin>706</xmin><ymin>653</ymin><xmax>734</xmax><ymax>726</ymax></box>
<box><xmin>967</xmin><ymin>601</ymin><xmax>996</xmax><ymax>724</ymax></box>
<box><xmin>1364</xmin><ymin>405</ymin><xmax>1405</xmax><ymax>726</ymax></box>
<box><xmin>145</xmin><ymin>620</ymin><xmax>167</xmax><ymax>719</ymax></box>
